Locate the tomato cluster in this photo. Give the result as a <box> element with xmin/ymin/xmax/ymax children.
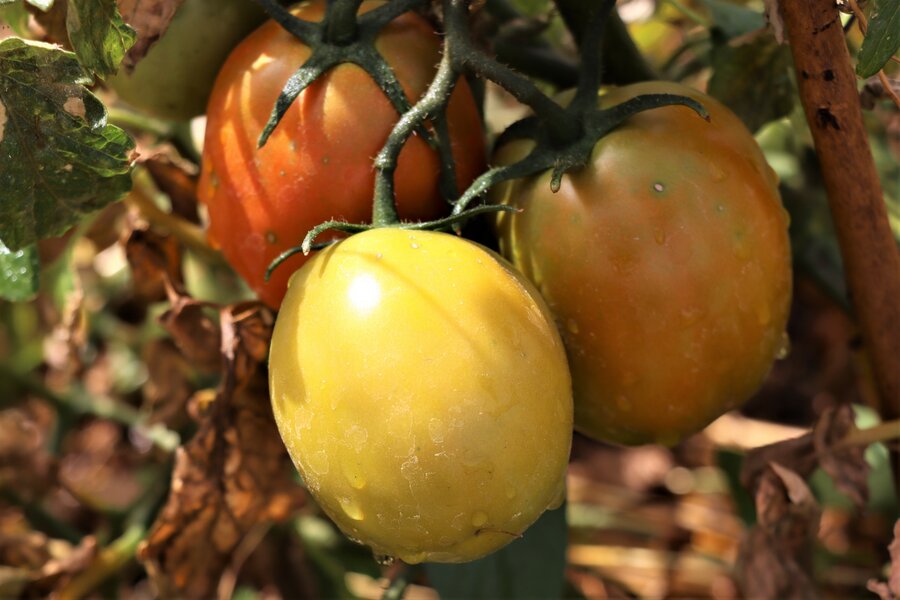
<box><xmin>199</xmin><ymin>5</ymin><xmax>791</xmax><ymax>564</ymax></box>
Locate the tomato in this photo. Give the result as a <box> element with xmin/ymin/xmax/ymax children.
<box><xmin>198</xmin><ymin>1</ymin><xmax>487</xmax><ymax>308</ymax></box>
<box><xmin>268</xmin><ymin>228</ymin><xmax>572</xmax><ymax>562</ymax></box>
<box><xmin>493</xmin><ymin>82</ymin><xmax>792</xmax><ymax>446</ymax></box>
<box><xmin>107</xmin><ymin>0</ymin><xmax>266</xmax><ymax>120</ymax></box>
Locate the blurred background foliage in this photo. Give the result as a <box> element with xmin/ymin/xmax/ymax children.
<box><xmin>1</xmin><ymin>0</ymin><xmax>898</xmax><ymax>598</ymax></box>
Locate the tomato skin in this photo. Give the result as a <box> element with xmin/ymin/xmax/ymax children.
<box><xmin>493</xmin><ymin>82</ymin><xmax>792</xmax><ymax>446</ymax></box>
<box><xmin>199</xmin><ymin>2</ymin><xmax>487</xmax><ymax>308</ymax></box>
<box><xmin>108</xmin><ymin>0</ymin><xmax>266</xmax><ymax>120</ymax></box>
<box><xmin>268</xmin><ymin>228</ymin><xmax>572</xmax><ymax>563</ymax></box>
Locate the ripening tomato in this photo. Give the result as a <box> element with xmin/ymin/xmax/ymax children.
<box><xmin>198</xmin><ymin>1</ymin><xmax>486</xmax><ymax>308</ymax></box>
<box><xmin>108</xmin><ymin>0</ymin><xmax>266</xmax><ymax>120</ymax></box>
<box><xmin>269</xmin><ymin>228</ymin><xmax>572</xmax><ymax>563</ymax></box>
<box><xmin>493</xmin><ymin>82</ymin><xmax>792</xmax><ymax>446</ymax></box>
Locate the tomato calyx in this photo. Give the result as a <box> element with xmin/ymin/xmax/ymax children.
<box><xmin>451</xmin><ymin>0</ymin><xmax>708</xmax><ymax>219</ymax></box>
<box><xmin>252</xmin><ymin>0</ymin><xmax>434</xmax><ymax>147</ymax></box>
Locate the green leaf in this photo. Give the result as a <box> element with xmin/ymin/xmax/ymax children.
<box><xmin>426</xmin><ymin>505</ymin><xmax>568</xmax><ymax>600</ymax></box>
<box><xmin>25</xmin><ymin>0</ymin><xmax>52</xmax><ymax>11</ymax></box>
<box><xmin>700</xmin><ymin>0</ymin><xmax>765</xmax><ymax>39</ymax></box>
<box><xmin>0</xmin><ymin>38</ymin><xmax>134</xmax><ymax>251</ymax></box>
<box><xmin>66</xmin><ymin>0</ymin><xmax>136</xmax><ymax>77</ymax></box>
<box><xmin>0</xmin><ymin>238</ymin><xmax>38</xmax><ymax>301</ymax></box>
<box><xmin>857</xmin><ymin>0</ymin><xmax>900</xmax><ymax>77</ymax></box>
<box><xmin>708</xmin><ymin>32</ymin><xmax>794</xmax><ymax>132</ymax></box>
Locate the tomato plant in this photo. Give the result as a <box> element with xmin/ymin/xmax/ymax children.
<box><xmin>198</xmin><ymin>1</ymin><xmax>487</xmax><ymax>308</ymax></box>
<box><xmin>268</xmin><ymin>228</ymin><xmax>572</xmax><ymax>563</ymax></box>
<box><xmin>107</xmin><ymin>0</ymin><xmax>266</xmax><ymax>121</ymax></box>
<box><xmin>493</xmin><ymin>82</ymin><xmax>793</xmax><ymax>446</ymax></box>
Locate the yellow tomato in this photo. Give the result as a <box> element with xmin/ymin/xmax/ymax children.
<box><xmin>269</xmin><ymin>228</ymin><xmax>572</xmax><ymax>563</ymax></box>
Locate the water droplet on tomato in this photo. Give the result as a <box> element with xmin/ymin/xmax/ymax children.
<box><xmin>340</xmin><ymin>496</ymin><xmax>364</xmax><ymax>521</ymax></box>
<box><xmin>652</xmin><ymin>182</ymin><xmax>666</xmax><ymax>193</ymax></box>
<box><xmin>374</xmin><ymin>553</ymin><xmax>396</xmax><ymax>566</ymax></box>
<box><xmin>775</xmin><ymin>332</ymin><xmax>791</xmax><ymax>359</ymax></box>
<box><xmin>410</xmin><ymin>243</ymin><xmax>420</xmax><ymax>249</ymax></box>
<box><xmin>400</xmin><ymin>551</ymin><xmax>428</xmax><ymax>564</ymax></box>
<box><xmin>566</xmin><ymin>318</ymin><xmax>579</xmax><ymax>335</ymax></box>
<box><xmin>471</xmin><ymin>511</ymin><xmax>488</xmax><ymax>527</ymax></box>
<box><xmin>343</xmin><ymin>458</ymin><xmax>366</xmax><ymax>489</ymax></box>
<box><xmin>654</xmin><ymin>229</ymin><xmax>666</xmax><ymax>245</ymax></box>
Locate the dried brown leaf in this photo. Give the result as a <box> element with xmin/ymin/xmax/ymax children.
<box><xmin>124</xmin><ymin>227</ymin><xmax>184</xmax><ymax>301</ymax></box>
<box><xmin>813</xmin><ymin>400</ymin><xmax>869</xmax><ymax>507</ymax></box>
<box><xmin>30</xmin><ymin>1</ymin><xmax>70</xmax><ymax>48</ymax></box>
<box><xmin>145</xmin><ymin>157</ymin><xmax>200</xmax><ymax>224</ymax></box>
<box><xmin>117</xmin><ymin>0</ymin><xmax>186</xmax><ymax>71</ymax></box>
<box><xmin>0</xmin><ymin>523</ymin><xmax>97</xmax><ymax>597</ymax></box>
<box><xmin>159</xmin><ymin>295</ymin><xmax>220</xmax><ymax>372</ymax></box>
<box><xmin>736</xmin><ymin>463</ymin><xmax>821</xmax><ymax>600</ymax></box>
<box><xmin>137</xmin><ymin>373</ymin><xmax>303</xmax><ymax>598</ymax></box>
<box><xmin>219</xmin><ymin>302</ymin><xmax>274</xmax><ymax>389</ymax></box>
<box><xmin>0</xmin><ymin>409</ymin><xmax>56</xmax><ymax>499</ymax></box>
<box><xmin>142</xmin><ymin>338</ymin><xmax>193</xmax><ymax>427</ymax></box>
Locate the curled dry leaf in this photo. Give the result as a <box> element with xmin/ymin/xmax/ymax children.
<box><xmin>145</xmin><ymin>157</ymin><xmax>200</xmax><ymax>224</ymax></box>
<box><xmin>736</xmin><ymin>462</ymin><xmax>821</xmax><ymax>600</ymax></box>
<box><xmin>0</xmin><ymin>513</ymin><xmax>97</xmax><ymax>598</ymax></box>
<box><xmin>116</xmin><ymin>0</ymin><xmax>185</xmax><ymax>71</ymax></box>
<box><xmin>158</xmin><ymin>294</ymin><xmax>220</xmax><ymax>372</ymax></box>
<box><xmin>741</xmin><ymin>399</ymin><xmax>869</xmax><ymax>508</ymax></box>
<box><xmin>138</xmin><ymin>301</ymin><xmax>301</xmax><ymax>598</ymax></box>
<box><xmin>124</xmin><ymin>226</ymin><xmax>184</xmax><ymax>302</ymax></box>
<box><xmin>141</xmin><ymin>338</ymin><xmax>193</xmax><ymax>427</ymax></box>
<box><xmin>812</xmin><ymin>400</ymin><xmax>869</xmax><ymax>507</ymax></box>
<box><xmin>867</xmin><ymin>520</ymin><xmax>900</xmax><ymax>600</ymax></box>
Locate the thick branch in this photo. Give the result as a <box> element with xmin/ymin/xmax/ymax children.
<box><xmin>781</xmin><ymin>0</ymin><xmax>900</xmax><ymax>419</ymax></box>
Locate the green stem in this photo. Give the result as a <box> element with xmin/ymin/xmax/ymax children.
<box><xmin>554</xmin><ymin>0</ymin><xmax>658</xmax><ymax>84</ymax></box>
<box><xmin>445</xmin><ymin>0</ymin><xmax>579</xmax><ymax>144</ymax></box>
<box><xmin>323</xmin><ymin>0</ymin><xmax>364</xmax><ymax>45</ymax></box>
<box><xmin>106</xmin><ymin>107</ymin><xmax>174</xmax><ymax>138</ymax></box>
<box><xmin>55</xmin><ymin>524</ymin><xmax>146</xmax><ymax>600</ymax></box>
<box><xmin>372</xmin><ymin>44</ymin><xmax>459</xmax><ymax>226</ymax></box>
<box><xmin>665</xmin><ymin>0</ymin><xmax>711</xmax><ymax>27</ymax></box>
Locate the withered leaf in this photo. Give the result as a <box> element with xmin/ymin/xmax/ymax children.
<box><xmin>736</xmin><ymin>462</ymin><xmax>821</xmax><ymax>600</ymax></box>
<box><xmin>867</xmin><ymin>520</ymin><xmax>900</xmax><ymax>600</ymax></box>
<box><xmin>0</xmin><ymin>409</ymin><xmax>56</xmax><ymax>499</ymax></box>
<box><xmin>158</xmin><ymin>294</ymin><xmax>220</xmax><ymax>372</ymax></box>
<box><xmin>813</xmin><ymin>401</ymin><xmax>869</xmax><ymax>508</ymax></box>
<box><xmin>219</xmin><ymin>302</ymin><xmax>274</xmax><ymax>389</ymax></box>
<box><xmin>141</xmin><ymin>338</ymin><xmax>193</xmax><ymax>427</ymax></box>
<box><xmin>145</xmin><ymin>156</ymin><xmax>200</xmax><ymax>224</ymax></box>
<box><xmin>116</xmin><ymin>0</ymin><xmax>185</xmax><ymax>71</ymax></box>
<box><xmin>137</xmin><ymin>372</ymin><xmax>303</xmax><ymax>598</ymax></box>
<box><xmin>124</xmin><ymin>226</ymin><xmax>184</xmax><ymax>301</ymax></box>
<box><xmin>0</xmin><ymin>525</ymin><xmax>97</xmax><ymax>597</ymax></box>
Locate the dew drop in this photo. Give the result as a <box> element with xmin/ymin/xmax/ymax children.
<box><xmin>410</xmin><ymin>243</ymin><xmax>420</xmax><ymax>249</ymax></box>
<box><xmin>471</xmin><ymin>511</ymin><xmax>488</xmax><ymax>527</ymax></box>
<box><xmin>400</xmin><ymin>551</ymin><xmax>428</xmax><ymax>564</ymax></box>
<box><xmin>375</xmin><ymin>252</ymin><xmax>383</xmax><ymax>259</ymax></box>
<box><xmin>374</xmin><ymin>553</ymin><xmax>396</xmax><ymax>566</ymax></box>
<box><xmin>654</xmin><ymin>229</ymin><xmax>666</xmax><ymax>245</ymax></box>
<box><xmin>566</xmin><ymin>318</ymin><xmax>580</xmax><ymax>335</ymax></box>
<box><xmin>716</xmin><ymin>203</ymin><xmax>727</xmax><ymax>214</ymax></box>
<box><xmin>343</xmin><ymin>458</ymin><xmax>366</xmax><ymax>489</ymax></box>
<box><xmin>652</xmin><ymin>182</ymin><xmax>666</xmax><ymax>193</ymax></box>
<box><xmin>775</xmin><ymin>332</ymin><xmax>791</xmax><ymax>360</ymax></box>
<box><xmin>339</xmin><ymin>496</ymin><xmax>364</xmax><ymax>521</ymax></box>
